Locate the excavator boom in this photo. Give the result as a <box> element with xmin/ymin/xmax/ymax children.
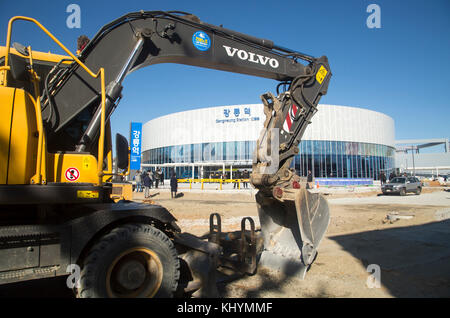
<box><xmin>39</xmin><ymin>11</ymin><xmax>330</xmax><ymax>154</ymax></box>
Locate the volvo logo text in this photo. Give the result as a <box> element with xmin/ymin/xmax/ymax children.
<box><xmin>223</xmin><ymin>45</ymin><xmax>279</xmax><ymax>69</ymax></box>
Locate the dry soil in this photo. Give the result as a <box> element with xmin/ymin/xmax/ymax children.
<box><xmin>139</xmin><ymin>187</ymin><xmax>450</xmax><ymax>298</ymax></box>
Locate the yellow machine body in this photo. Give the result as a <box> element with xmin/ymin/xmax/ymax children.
<box><xmin>0</xmin><ymin>84</ymin><xmax>102</xmax><ymax>185</ymax></box>
<box><xmin>0</xmin><ymin>46</ymin><xmax>111</xmax><ymax>186</ymax></box>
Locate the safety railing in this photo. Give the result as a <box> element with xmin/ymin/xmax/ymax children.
<box><xmin>177</xmin><ymin>178</ymin><xmax>251</xmax><ymax>190</ymax></box>
<box><xmin>2</xmin><ymin>16</ymin><xmax>107</xmax><ymax>186</ymax></box>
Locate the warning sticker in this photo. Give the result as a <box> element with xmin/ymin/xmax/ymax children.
<box><xmin>316</xmin><ymin>65</ymin><xmax>328</xmax><ymax>84</ymax></box>
<box><xmin>77</xmin><ymin>190</ymin><xmax>99</xmax><ymax>199</ymax></box>
<box><xmin>65</xmin><ymin>167</ymin><xmax>80</xmax><ymax>182</ymax></box>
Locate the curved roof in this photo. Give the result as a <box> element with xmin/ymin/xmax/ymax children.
<box><xmin>142</xmin><ymin>104</ymin><xmax>395</xmax><ymax>150</ymax></box>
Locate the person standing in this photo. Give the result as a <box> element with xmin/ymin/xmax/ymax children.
<box><xmin>307</xmin><ymin>170</ymin><xmax>313</xmax><ymax>189</ymax></box>
<box><xmin>155</xmin><ymin>168</ymin><xmax>160</xmax><ymax>189</ymax></box>
<box><xmin>379</xmin><ymin>171</ymin><xmax>387</xmax><ymax>185</ymax></box>
<box><xmin>143</xmin><ymin>171</ymin><xmax>151</xmax><ymax>198</ymax></box>
<box><xmin>233</xmin><ymin>170</ymin><xmax>241</xmax><ymax>189</ymax></box>
<box><xmin>135</xmin><ymin>170</ymin><xmax>142</xmax><ymax>192</ymax></box>
<box><xmin>148</xmin><ymin>170</ymin><xmax>154</xmax><ymax>189</ymax></box>
<box><xmin>160</xmin><ymin>170</ymin><xmax>164</xmax><ymax>186</ymax></box>
<box><xmin>170</xmin><ymin>173</ymin><xmax>178</xmax><ymax>199</ymax></box>
<box><xmin>243</xmin><ymin>169</ymin><xmax>249</xmax><ymax>189</ymax></box>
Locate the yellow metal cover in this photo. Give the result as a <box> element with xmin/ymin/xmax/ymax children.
<box><xmin>0</xmin><ymin>87</ymin><xmax>15</xmax><ymax>184</ymax></box>
<box><xmin>6</xmin><ymin>89</ymin><xmax>38</xmax><ymax>184</ymax></box>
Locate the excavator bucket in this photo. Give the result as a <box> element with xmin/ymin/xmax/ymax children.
<box><xmin>256</xmin><ymin>188</ymin><xmax>330</xmax><ymax>279</ymax></box>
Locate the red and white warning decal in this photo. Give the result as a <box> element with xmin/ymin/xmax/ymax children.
<box><xmin>283</xmin><ymin>103</ymin><xmax>299</xmax><ymax>132</ymax></box>
<box><xmin>65</xmin><ymin>167</ymin><xmax>80</xmax><ymax>182</ymax></box>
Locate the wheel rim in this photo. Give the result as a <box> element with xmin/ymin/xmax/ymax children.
<box><xmin>106</xmin><ymin>247</ymin><xmax>163</xmax><ymax>298</ymax></box>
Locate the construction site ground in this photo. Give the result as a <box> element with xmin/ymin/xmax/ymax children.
<box><xmin>140</xmin><ymin>185</ymin><xmax>450</xmax><ymax>298</ymax></box>
<box><xmin>1</xmin><ymin>186</ymin><xmax>449</xmax><ymax>298</ymax></box>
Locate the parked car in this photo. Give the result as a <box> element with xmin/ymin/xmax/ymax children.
<box><xmin>381</xmin><ymin>176</ymin><xmax>422</xmax><ymax>196</ymax></box>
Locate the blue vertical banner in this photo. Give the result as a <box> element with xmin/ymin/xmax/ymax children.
<box><xmin>130</xmin><ymin>122</ymin><xmax>142</xmax><ymax>170</ymax></box>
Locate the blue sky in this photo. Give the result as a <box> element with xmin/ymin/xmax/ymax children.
<box><xmin>1</xmin><ymin>0</ymin><xmax>449</xmax><ymax>148</ymax></box>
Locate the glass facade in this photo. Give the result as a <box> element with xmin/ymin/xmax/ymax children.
<box><xmin>294</xmin><ymin>140</ymin><xmax>395</xmax><ymax>179</ymax></box>
<box><xmin>142</xmin><ymin>141</ymin><xmax>256</xmax><ymax>164</ymax></box>
<box><xmin>142</xmin><ymin>140</ymin><xmax>395</xmax><ymax>181</ymax></box>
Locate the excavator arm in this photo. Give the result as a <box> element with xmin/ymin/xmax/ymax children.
<box><xmin>40</xmin><ymin>10</ymin><xmax>331</xmax><ymax>277</ymax></box>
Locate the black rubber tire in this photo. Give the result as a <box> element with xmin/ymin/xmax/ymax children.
<box><xmin>77</xmin><ymin>224</ymin><xmax>180</xmax><ymax>298</ymax></box>
<box><xmin>415</xmin><ymin>187</ymin><xmax>421</xmax><ymax>195</ymax></box>
<box><xmin>399</xmin><ymin>188</ymin><xmax>406</xmax><ymax>196</ymax></box>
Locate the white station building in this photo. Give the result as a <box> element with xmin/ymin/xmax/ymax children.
<box><xmin>141</xmin><ymin>104</ymin><xmax>396</xmax><ymax>184</ymax></box>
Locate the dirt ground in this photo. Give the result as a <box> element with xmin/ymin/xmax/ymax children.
<box><xmin>139</xmin><ymin>187</ymin><xmax>450</xmax><ymax>298</ymax></box>
<box><xmin>1</xmin><ymin>187</ymin><xmax>448</xmax><ymax>298</ymax></box>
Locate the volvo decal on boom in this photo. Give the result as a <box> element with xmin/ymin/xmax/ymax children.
<box><xmin>222</xmin><ymin>45</ymin><xmax>280</xmax><ymax>68</ymax></box>
<box><xmin>0</xmin><ymin>10</ymin><xmax>331</xmax><ymax>297</ymax></box>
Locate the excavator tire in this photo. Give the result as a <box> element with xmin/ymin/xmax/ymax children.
<box><xmin>77</xmin><ymin>224</ymin><xmax>180</xmax><ymax>298</ymax></box>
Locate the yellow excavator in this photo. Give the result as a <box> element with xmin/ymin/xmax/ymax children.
<box><xmin>0</xmin><ymin>11</ymin><xmax>331</xmax><ymax>297</ymax></box>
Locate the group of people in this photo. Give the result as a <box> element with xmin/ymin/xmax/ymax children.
<box><xmin>379</xmin><ymin>171</ymin><xmax>407</xmax><ymax>184</ymax></box>
<box><xmin>134</xmin><ymin>169</ymin><xmax>178</xmax><ymax>199</ymax></box>
<box><xmin>233</xmin><ymin>169</ymin><xmax>250</xmax><ymax>189</ymax></box>
<box><xmin>135</xmin><ymin>168</ymin><xmax>164</xmax><ymax>191</ymax></box>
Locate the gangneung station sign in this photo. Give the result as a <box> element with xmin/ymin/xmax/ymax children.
<box><xmin>216</xmin><ymin>106</ymin><xmax>260</xmax><ymax>124</ymax></box>
<box><xmin>130</xmin><ymin>122</ymin><xmax>142</xmax><ymax>170</ymax></box>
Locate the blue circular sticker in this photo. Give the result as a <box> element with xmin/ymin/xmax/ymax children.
<box><xmin>192</xmin><ymin>31</ymin><xmax>211</xmax><ymax>51</ymax></box>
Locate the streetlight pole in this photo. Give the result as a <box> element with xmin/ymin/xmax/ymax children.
<box><xmin>406</xmin><ymin>145</ymin><xmax>417</xmax><ymax>176</ymax></box>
